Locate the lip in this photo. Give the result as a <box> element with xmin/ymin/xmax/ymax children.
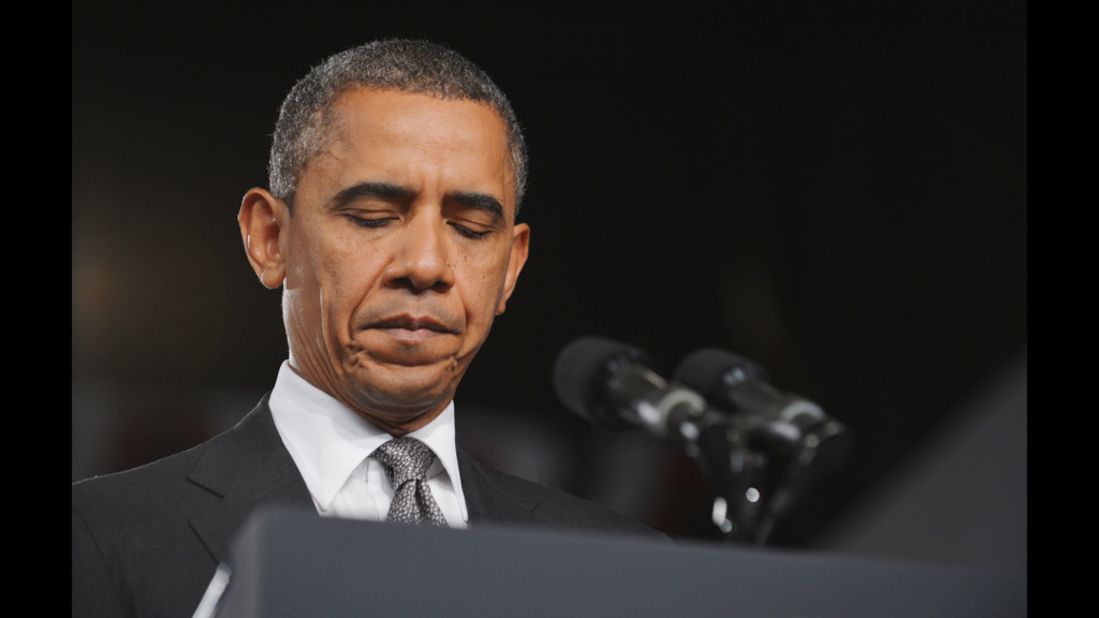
<box><xmin>373</xmin><ymin>327</ymin><xmax>449</xmax><ymax>343</ymax></box>
<box><xmin>365</xmin><ymin>313</ymin><xmax>457</xmax><ymax>334</ymax></box>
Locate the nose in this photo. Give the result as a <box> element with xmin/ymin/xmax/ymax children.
<box><xmin>383</xmin><ymin>211</ymin><xmax>455</xmax><ymax>293</ymax></box>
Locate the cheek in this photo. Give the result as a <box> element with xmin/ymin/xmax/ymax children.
<box><xmin>458</xmin><ymin>251</ymin><xmax>511</xmax><ymax>318</ymax></box>
<box><xmin>316</xmin><ymin>247</ymin><xmax>386</xmax><ymax>322</ymax></box>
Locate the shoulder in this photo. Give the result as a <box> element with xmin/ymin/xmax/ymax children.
<box><xmin>474</xmin><ymin>461</ymin><xmax>671</xmax><ymax>542</ymax></box>
<box><xmin>72</xmin><ymin>442</ymin><xmax>205</xmax><ymax>510</ymax></box>
<box><xmin>72</xmin><ymin>441</ymin><xmax>221</xmax><ymax>570</ymax></box>
<box><xmin>72</xmin><ymin>442</ymin><xmax>221</xmax><ymax>617</ymax></box>
<box><xmin>72</xmin><ymin>440</ymin><xmax>211</xmax><ymax>523</ymax></box>
<box><xmin>72</xmin><ymin>392</ymin><xmax>274</xmax><ymax>525</ymax></box>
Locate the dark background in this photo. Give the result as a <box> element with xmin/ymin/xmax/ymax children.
<box><xmin>72</xmin><ymin>2</ymin><xmax>1026</xmax><ymax>570</ymax></box>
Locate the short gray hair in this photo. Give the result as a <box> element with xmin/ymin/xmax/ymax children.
<box><xmin>267</xmin><ymin>38</ymin><xmax>529</xmax><ymax>217</ymax></box>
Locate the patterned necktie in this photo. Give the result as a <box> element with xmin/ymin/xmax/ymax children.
<box><xmin>371</xmin><ymin>437</ymin><xmax>449</xmax><ymax>527</ymax></box>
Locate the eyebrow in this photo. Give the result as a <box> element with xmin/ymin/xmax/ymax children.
<box><xmin>329</xmin><ymin>181</ymin><xmax>415</xmax><ymax>207</ymax></box>
<box><xmin>329</xmin><ymin>181</ymin><xmax>506</xmax><ymax>223</ymax></box>
<box><xmin>447</xmin><ymin>190</ymin><xmax>505</xmax><ymax>222</ymax></box>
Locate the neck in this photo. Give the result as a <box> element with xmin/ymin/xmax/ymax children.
<box><xmin>286</xmin><ymin>359</ymin><xmax>451</xmax><ymax>437</ymax></box>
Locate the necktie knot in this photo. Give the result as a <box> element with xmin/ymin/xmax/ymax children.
<box><xmin>371</xmin><ymin>436</ymin><xmax>437</xmax><ymax>490</ymax></box>
<box><xmin>370</xmin><ymin>436</ymin><xmax>449</xmax><ymax>527</ymax></box>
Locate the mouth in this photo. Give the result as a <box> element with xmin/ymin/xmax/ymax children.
<box><xmin>364</xmin><ymin>314</ymin><xmax>458</xmax><ymax>337</ymax></box>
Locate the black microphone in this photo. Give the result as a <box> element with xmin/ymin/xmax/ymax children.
<box><xmin>673</xmin><ymin>348</ymin><xmax>850</xmax><ymax>468</ymax></box>
<box><xmin>553</xmin><ymin>336</ymin><xmax>724</xmax><ymax>443</ymax></box>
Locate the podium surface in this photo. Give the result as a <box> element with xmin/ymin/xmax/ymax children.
<box><xmin>211</xmin><ymin>507</ymin><xmax>1024</xmax><ymax>617</ymax></box>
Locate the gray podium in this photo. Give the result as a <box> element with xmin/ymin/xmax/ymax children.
<box><xmin>204</xmin><ymin>506</ymin><xmax>1025</xmax><ymax>617</ymax></box>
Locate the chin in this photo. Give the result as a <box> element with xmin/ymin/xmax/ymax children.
<box><xmin>378</xmin><ymin>384</ymin><xmax>450</xmax><ymax>410</ymax></box>
<box><xmin>350</xmin><ymin>364</ymin><xmax>454</xmax><ymax>410</ymax></box>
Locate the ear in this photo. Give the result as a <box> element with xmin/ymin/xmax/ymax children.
<box><xmin>238</xmin><ymin>188</ymin><xmax>291</xmax><ymax>290</ymax></box>
<box><xmin>496</xmin><ymin>222</ymin><xmax>531</xmax><ymax>315</ymax></box>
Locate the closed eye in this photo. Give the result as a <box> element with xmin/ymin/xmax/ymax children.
<box><xmin>451</xmin><ymin>223</ymin><xmax>491</xmax><ymax>240</ymax></box>
<box><xmin>345</xmin><ymin>214</ymin><xmax>490</xmax><ymax>240</ymax></box>
<box><xmin>345</xmin><ymin>215</ymin><xmax>396</xmax><ymax>228</ymax></box>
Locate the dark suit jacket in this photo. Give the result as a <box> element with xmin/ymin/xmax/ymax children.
<box><xmin>72</xmin><ymin>391</ymin><xmax>666</xmax><ymax>617</ymax></box>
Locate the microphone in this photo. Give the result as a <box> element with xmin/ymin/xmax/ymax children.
<box><xmin>552</xmin><ymin>336</ymin><xmax>724</xmax><ymax>443</ymax></box>
<box><xmin>673</xmin><ymin>348</ymin><xmax>851</xmax><ymax>473</ymax></box>
<box><xmin>554</xmin><ymin>337</ymin><xmax>851</xmax><ymax>543</ymax></box>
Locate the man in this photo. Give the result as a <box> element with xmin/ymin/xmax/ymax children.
<box><xmin>73</xmin><ymin>39</ymin><xmax>664</xmax><ymax>617</ymax></box>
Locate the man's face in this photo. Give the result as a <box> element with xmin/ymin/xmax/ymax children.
<box><xmin>245</xmin><ymin>87</ymin><xmax>529</xmax><ymax>434</ymax></box>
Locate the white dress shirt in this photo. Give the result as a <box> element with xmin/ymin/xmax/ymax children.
<box><xmin>267</xmin><ymin>359</ymin><xmax>469</xmax><ymax>528</ymax></box>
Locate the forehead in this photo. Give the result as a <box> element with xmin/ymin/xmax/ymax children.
<box><xmin>304</xmin><ymin>87</ymin><xmax>515</xmax><ymax>213</ymax></box>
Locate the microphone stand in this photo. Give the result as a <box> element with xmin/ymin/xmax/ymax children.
<box><xmin>690</xmin><ymin>418</ymin><xmax>774</xmax><ymax>545</ymax></box>
<box><xmin>685</xmin><ymin>413</ymin><xmax>849</xmax><ymax>545</ymax></box>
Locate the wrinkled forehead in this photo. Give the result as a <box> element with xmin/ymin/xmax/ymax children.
<box><xmin>310</xmin><ymin>87</ymin><xmax>516</xmax><ymax>215</ymax></box>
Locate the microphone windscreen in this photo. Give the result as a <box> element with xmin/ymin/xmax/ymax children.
<box><xmin>673</xmin><ymin>348</ymin><xmax>770</xmax><ymax>403</ymax></box>
<box><xmin>552</xmin><ymin>336</ymin><xmax>651</xmax><ymax>429</ymax></box>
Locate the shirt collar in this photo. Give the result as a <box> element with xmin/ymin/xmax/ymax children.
<box><xmin>267</xmin><ymin>359</ymin><xmax>467</xmax><ymax>521</ymax></box>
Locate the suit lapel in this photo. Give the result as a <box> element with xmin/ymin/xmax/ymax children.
<box><xmin>187</xmin><ymin>391</ymin><xmax>315</xmax><ymax>564</ymax></box>
<box><xmin>457</xmin><ymin>447</ymin><xmax>547</xmax><ymax>527</ymax></box>
<box><xmin>185</xmin><ymin>391</ymin><xmax>549</xmax><ymax>564</ymax></box>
